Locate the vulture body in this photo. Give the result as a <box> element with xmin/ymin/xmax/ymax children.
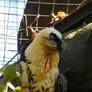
<box><xmin>0</xmin><ymin>27</ymin><xmax>67</xmax><ymax>92</ymax></box>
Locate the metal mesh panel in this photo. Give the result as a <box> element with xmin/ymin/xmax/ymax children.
<box><xmin>0</xmin><ymin>0</ymin><xmax>87</xmax><ymax>68</ymax></box>
<box><xmin>0</xmin><ymin>0</ymin><xmax>27</xmax><ymax>68</ymax></box>
<box><xmin>18</xmin><ymin>0</ymin><xmax>87</xmax><ymax>52</ymax></box>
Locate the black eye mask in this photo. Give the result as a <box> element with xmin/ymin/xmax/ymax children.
<box><xmin>49</xmin><ymin>33</ymin><xmax>62</xmax><ymax>50</ymax></box>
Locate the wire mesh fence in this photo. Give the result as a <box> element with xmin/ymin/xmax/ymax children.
<box><xmin>0</xmin><ymin>0</ymin><xmax>87</xmax><ymax>68</ymax></box>
<box><xmin>0</xmin><ymin>0</ymin><xmax>27</xmax><ymax>68</ymax></box>
<box><xmin>18</xmin><ymin>0</ymin><xmax>87</xmax><ymax>52</ymax></box>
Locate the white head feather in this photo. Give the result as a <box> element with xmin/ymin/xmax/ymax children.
<box><xmin>35</xmin><ymin>27</ymin><xmax>62</xmax><ymax>40</ymax></box>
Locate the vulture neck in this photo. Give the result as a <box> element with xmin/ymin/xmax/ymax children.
<box><xmin>25</xmin><ymin>38</ymin><xmax>59</xmax><ymax>70</ymax></box>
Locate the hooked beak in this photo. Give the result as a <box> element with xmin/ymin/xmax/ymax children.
<box><xmin>57</xmin><ymin>40</ymin><xmax>67</xmax><ymax>50</ymax></box>
<box><xmin>61</xmin><ymin>40</ymin><xmax>67</xmax><ymax>50</ymax></box>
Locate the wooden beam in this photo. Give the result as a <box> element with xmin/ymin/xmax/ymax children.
<box><xmin>54</xmin><ymin>0</ymin><xmax>92</xmax><ymax>33</ymax></box>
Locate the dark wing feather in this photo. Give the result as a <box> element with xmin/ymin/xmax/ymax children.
<box><xmin>60</xmin><ymin>24</ymin><xmax>92</xmax><ymax>92</ymax></box>
<box><xmin>54</xmin><ymin>36</ymin><xmax>67</xmax><ymax>92</ymax></box>
<box><xmin>55</xmin><ymin>73</ymin><xmax>67</xmax><ymax>92</ymax></box>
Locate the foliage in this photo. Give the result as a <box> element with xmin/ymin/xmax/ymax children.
<box><xmin>0</xmin><ymin>65</ymin><xmax>21</xmax><ymax>92</ymax></box>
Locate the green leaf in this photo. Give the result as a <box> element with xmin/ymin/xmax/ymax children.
<box><xmin>3</xmin><ymin>65</ymin><xmax>16</xmax><ymax>83</ymax></box>
<box><xmin>0</xmin><ymin>83</ymin><xmax>6</xmax><ymax>91</ymax></box>
<box><xmin>16</xmin><ymin>72</ymin><xmax>20</xmax><ymax>78</ymax></box>
<box><xmin>16</xmin><ymin>86</ymin><xmax>21</xmax><ymax>91</ymax></box>
<box><xmin>0</xmin><ymin>69</ymin><xmax>3</xmax><ymax>73</ymax></box>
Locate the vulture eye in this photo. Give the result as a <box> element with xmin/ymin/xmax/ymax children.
<box><xmin>49</xmin><ymin>33</ymin><xmax>55</xmax><ymax>40</ymax></box>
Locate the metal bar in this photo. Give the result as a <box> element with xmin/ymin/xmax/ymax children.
<box><xmin>27</xmin><ymin>1</ymin><xmax>81</xmax><ymax>6</ymax></box>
